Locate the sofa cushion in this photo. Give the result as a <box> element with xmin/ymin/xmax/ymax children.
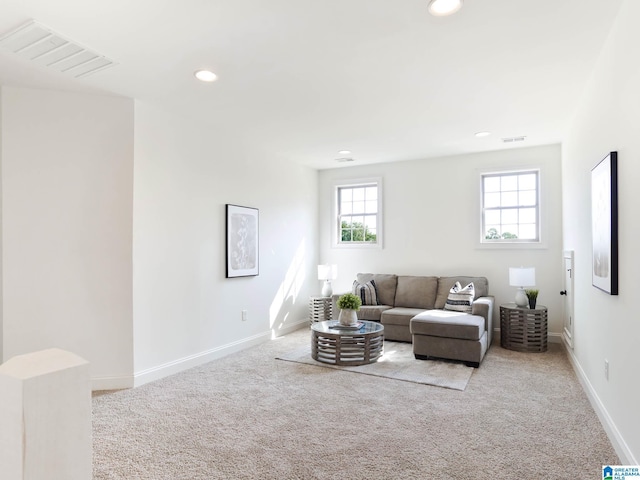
<box><xmin>444</xmin><ymin>282</ymin><xmax>474</xmax><ymax>313</ymax></box>
<box><xmin>352</xmin><ymin>280</ymin><xmax>379</xmax><ymax>305</ymax></box>
<box><xmin>410</xmin><ymin>310</ymin><xmax>484</xmax><ymax>341</ymax></box>
<box><xmin>435</xmin><ymin>276</ymin><xmax>488</xmax><ymax>309</ymax></box>
<box><xmin>357</xmin><ymin>274</ymin><xmax>397</xmax><ymax>307</ymax></box>
<box><xmin>380</xmin><ymin>307</ymin><xmax>427</xmax><ymax>326</ymax></box>
<box><xmin>356</xmin><ymin>305</ymin><xmax>392</xmax><ymax>322</ymax></box>
<box><xmin>394</xmin><ymin>276</ymin><xmax>438</xmax><ymax>309</ymax></box>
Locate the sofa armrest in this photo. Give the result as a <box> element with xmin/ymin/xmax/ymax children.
<box><xmin>472</xmin><ymin>296</ymin><xmax>494</xmax><ymax>345</ymax></box>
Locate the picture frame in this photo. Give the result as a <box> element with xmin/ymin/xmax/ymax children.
<box><xmin>591</xmin><ymin>152</ymin><xmax>618</xmax><ymax>295</ymax></box>
<box><xmin>226</xmin><ymin>204</ymin><xmax>259</xmax><ymax>278</ymax></box>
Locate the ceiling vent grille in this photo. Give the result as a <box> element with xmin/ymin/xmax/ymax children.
<box><xmin>502</xmin><ymin>136</ymin><xmax>526</xmax><ymax>143</ymax></box>
<box><xmin>0</xmin><ymin>20</ymin><xmax>116</xmax><ymax>78</ymax></box>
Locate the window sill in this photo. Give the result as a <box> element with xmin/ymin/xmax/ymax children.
<box><xmin>476</xmin><ymin>241</ymin><xmax>547</xmax><ymax>250</ymax></box>
<box><xmin>333</xmin><ymin>242</ymin><xmax>382</xmax><ymax>250</ymax></box>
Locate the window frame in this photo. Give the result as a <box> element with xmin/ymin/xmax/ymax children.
<box><xmin>332</xmin><ymin>177</ymin><xmax>383</xmax><ymax>249</ymax></box>
<box><xmin>480</xmin><ymin>169</ymin><xmax>541</xmax><ymax>245</ymax></box>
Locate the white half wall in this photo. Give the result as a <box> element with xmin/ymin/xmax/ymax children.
<box><xmin>319</xmin><ymin>145</ymin><xmax>564</xmax><ymax>337</ymax></box>
<box><xmin>0</xmin><ymin>348</ymin><xmax>92</xmax><ymax>480</ymax></box>
<box><xmin>132</xmin><ymin>101</ymin><xmax>317</xmax><ymax>381</ymax></box>
<box><xmin>0</xmin><ymin>97</ymin><xmax>3</xmax><ymax>362</ymax></box>
<box><xmin>1</xmin><ymin>86</ymin><xmax>134</xmax><ymax>387</ymax></box>
<box><xmin>562</xmin><ymin>0</ymin><xmax>640</xmax><ymax>463</ymax></box>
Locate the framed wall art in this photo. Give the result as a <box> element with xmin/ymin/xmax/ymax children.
<box><xmin>226</xmin><ymin>204</ymin><xmax>259</xmax><ymax>278</ymax></box>
<box><xmin>591</xmin><ymin>151</ymin><xmax>618</xmax><ymax>295</ymax></box>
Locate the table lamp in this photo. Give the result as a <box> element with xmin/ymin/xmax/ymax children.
<box><xmin>509</xmin><ymin>267</ymin><xmax>535</xmax><ymax>308</ymax></box>
<box><xmin>317</xmin><ymin>264</ymin><xmax>337</xmax><ymax>297</ymax></box>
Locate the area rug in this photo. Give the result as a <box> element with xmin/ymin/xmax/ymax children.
<box><xmin>276</xmin><ymin>341</ymin><xmax>474</xmax><ymax>391</ymax></box>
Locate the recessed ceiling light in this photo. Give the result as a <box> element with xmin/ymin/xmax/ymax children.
<box><xmin>475</xmin><ymin>131</ymin><xmax>491</xmax><ymax>138</ymax></box>
<box><xmin>194</xmin><ymin>69</ymin><xmax>218</xmax><ymax>82</ymax></box>
<box><xmin>338</xmin><ymin>150</ymin><xmax>351</xmax><ymax>155</ymax></box>
<box><xmin>427</xmin><ymin>0</ymin><xmax>463</xmax><ymax>16</ymax></box>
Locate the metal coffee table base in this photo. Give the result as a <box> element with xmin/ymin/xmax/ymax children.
<box><xmin>311</xmin><ymin>321</ymin><xmax>384</xmax><ymax>366</ymax></box>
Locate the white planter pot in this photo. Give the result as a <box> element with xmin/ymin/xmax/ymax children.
<box><xmin>338</xmin><ymin>309</ymin><xmax>358</xmax><ymax>326</ymax></box>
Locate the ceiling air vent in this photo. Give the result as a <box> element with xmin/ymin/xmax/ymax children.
<box><xmin>0</xmin><ymin>20</ymin><xmax>116</xmax><ymax>78</ymax></box>
<box><xmin>502</xmin><ymin>136</ymin><xmax>527</xmax><ymax>143</ymax></box>
<box><xmin>336</xmin><ymin>157</ymin><xmax>355</xmax><ymax>163</ymax></box>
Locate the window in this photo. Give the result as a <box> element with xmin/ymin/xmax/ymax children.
<box><xmin>481</xmin><ymin>170</ymin><xmax>539</xmax><ymax>243</ymax></box>
<box><xmin>335</xmin><ymin>179</ymin><xmax>382</xmax><ymax>246</ymax></box>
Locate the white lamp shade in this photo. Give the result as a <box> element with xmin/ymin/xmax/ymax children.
<box><xmin>317</xmin><ymin>264</ymin><xmax>337</xmax><ymax>280</ymax></box>
<box><xmin>509</xmin><ymin>267</ymin><xmax>536</xmax><ymax>287</ymax></box>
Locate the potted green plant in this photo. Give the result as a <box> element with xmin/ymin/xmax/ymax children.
<box><xmin>525</xmin><ymin>289</ymin><xmax>539</xmax><ymax>309</ymax></box>
<box><xmin>336</xmin><ymin>293</ymin><xmax>362</xmax><ymax>326</ymax></box>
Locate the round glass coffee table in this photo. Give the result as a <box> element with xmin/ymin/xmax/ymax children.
<box><xmin>311</xmin><ymin>320</ymin><xmax>384</xmax><ymax>366</ymax></box>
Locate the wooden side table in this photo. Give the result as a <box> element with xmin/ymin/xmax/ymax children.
<box><xmin>309</xmin><ymin>296</ymin><xmax>332</xmax><ymax>324</ymax></box>
<box><xmin>500</xmin><ymin>303</ymin><xmax>548</xmax><ymax>352</ymax></box>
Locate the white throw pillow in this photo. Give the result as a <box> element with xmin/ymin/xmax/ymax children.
<box><xmin>444</xmin><ymin>281</ymin><xmax>474</xmax><ymax>313</ymax></box>
<box><xmin>352</xmin><ymin>280</ymin><xmax>379</xmax><ymax>306</ymax></box>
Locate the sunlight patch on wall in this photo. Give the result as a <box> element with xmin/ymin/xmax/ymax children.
<box><xmin>269</xmin><ymin>239</ymin><xmax>307</xmax><ymax>335</ymax></box>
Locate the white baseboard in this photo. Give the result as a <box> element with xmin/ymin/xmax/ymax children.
<box><xmin>272</xmin><ymin>318</ymin><xmax>309</xmax><ymax>337</ymax></box>
<box><xmin>92</xmin><ymin>375</ymin><xmax>134</xmax><ymax>391</ymax></box>
<box><xmin>563</xmin><ymin>342</ymin><xmax>637</xmax><ymax>465</ymax></box>
<box><xmin>492</xmin><ymin>328</ymin><xmax>563</xmax><ymax>344</ymax></box>
<box><xmin>548</xmin><ymin>332</ymin><xmax>563</xmax><ymax>344</ymax></box>
<box><xmin>131</xmin><ymin>319</ymin><xmax>309</xmax><ymax>388</ymax></box>
<box><xmin>132</xmin><ymin>331</ymin><xmax>271</xmax><ymax>387</ymax></box>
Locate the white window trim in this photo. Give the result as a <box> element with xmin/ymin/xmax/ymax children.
<box><xmin>332</xmin><ymin>177</ymin><xmax>383</xmax><ymax>249</ymax></box>
<box><xmin>476</xmin><ymin>167</ymin><xmax>548</xmax><ymax>250</ymax></box>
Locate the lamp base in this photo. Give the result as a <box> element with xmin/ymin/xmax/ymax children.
<box><xmin>515</xmin><ymin>287</ymin><xmax>528</xmax><ymax>308</ymax></box>
<box><xmin>321</xmin><ymin>280</ymin><xmax>333</xmax><ymax>297</ymax></box>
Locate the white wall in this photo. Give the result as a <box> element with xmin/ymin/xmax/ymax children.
<box><xmin>319</xmin><ymin>144</ymin><xmax>564</xmax><ymax>336</ymax></box>
<box><xmin>562</xmin><ymin>0</ymin><xmax>640</xmax><ymax>463</ymax></box>
<box><xmin>0</xmin><ymin>86</ymin><xmax>134</xmax><ymax>387</ymax></box>
<box><xmin>132</xmin><ymin>102</ymin><xmax>317</xmax><ymax>383</ymax></box>
<box><xmin>0</xmin><ymin>87</ymin><xmax>317</xmax><ymax>389</ymax></box>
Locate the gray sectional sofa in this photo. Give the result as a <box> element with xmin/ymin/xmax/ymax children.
<box><xmin>331</xmin><ymin>273</ymin><xmax>494</xmax><ymax>366</ymax></box>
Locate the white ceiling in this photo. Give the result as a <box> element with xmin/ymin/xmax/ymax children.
<box><xmin>0</xmin><ymin>0</ymin><xmax>623</xmax><ymax>169</ymax></box>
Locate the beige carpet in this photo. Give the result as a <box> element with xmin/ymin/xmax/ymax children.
<box><xmin>93</xmin><ymin>327</ymin><xmax>620</xmax><ymax>479</ymax></box>
<box><xmin>277</xmin><ymin>340</ymin><xmax>473</xmax><ymax>390</ymax></box>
